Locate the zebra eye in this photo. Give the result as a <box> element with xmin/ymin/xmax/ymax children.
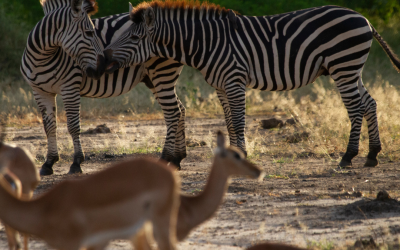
<box><xmin>131</xmin><ymin>34</ymin><xmax>140</xmax><ymax>40</ymax></box>
<box><xmin>85</xmin><ymin>31</ymin><xmax>94</xmax><ymax>38</ymax></box>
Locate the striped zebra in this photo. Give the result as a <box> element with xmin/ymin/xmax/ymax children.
<box><xmin>21</xmin><ymin>0</ymin><xmax>186</xmax><ymax>175</ymax></box>
<box><xmin>104</xmin><ymin>1</ymin><xmax>400</xmax><ymax>168</ymax></box>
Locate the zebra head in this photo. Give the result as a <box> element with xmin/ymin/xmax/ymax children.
<box><xmin>104</xmin><ymin>3</ymin><xmax>155</xmax><ymax>74</ymax></box>
<box><xmin>59</xmin><ymin>0</ymin><xmax>105</xmax><ymax>79</ymax></box>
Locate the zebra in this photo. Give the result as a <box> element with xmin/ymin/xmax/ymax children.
<box><xmin>104</xmin><ymin>1</ymin><xmax>400</xmax><ymax>168</ymax></box>
<box><xmin>21</xmin><ymin>0</ymin><xmax>186</xmax><ymax>175</ymax></box>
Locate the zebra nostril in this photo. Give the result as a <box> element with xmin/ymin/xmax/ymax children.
<box><xmin>104</xmin><ymin>49</ymin><xmax>114</xmax><ymax>62</ymax></box>
<box><xmin>97</xmin><ymin>55</ymin><xmax>106</xmax><ymax>74</ymax></box>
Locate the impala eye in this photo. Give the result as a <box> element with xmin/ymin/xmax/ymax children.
<box><xmin>85</xmin><ymin>31</ymin><xmax>94</xmax><ymax>38</ymax></box>
<box><xmin>233</xmin><ymin>152</ymin><xmax>241</xmax><ymax>160</ymax></box>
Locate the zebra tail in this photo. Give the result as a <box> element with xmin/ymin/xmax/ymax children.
<box><xmin>370</xmin><ymin>23</ymin><xmax>400</xmax><ymax>73</ymax></box>
<box><xmin>0</xmin><ymin>121</ymin><xmax>4</xmax><ymax>148</ymax></box>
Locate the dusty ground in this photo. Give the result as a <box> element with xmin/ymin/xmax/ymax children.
<box><xmin>1</xmin><ymin>115</ymin><xmax>400</xmax><ymax>250</ymax></box>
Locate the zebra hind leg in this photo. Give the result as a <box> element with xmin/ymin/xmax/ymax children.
<box><xmin>224</xmin><ymin>83</ymin><xmax>247</xmax><ymax>156</ymax></box>
<box><xmin>358</xmin><ymin>78</ymin><xmax>381</xmax><ymax>167</ymax></box>
<box><xmin>61</xmin><ymin>87</ymin><xmax>85</xmax><ymax>174</ymax></box>
<box><xmin>33</xmin><ymin>91</ymin><xmax>59</xmax><ymax>176</ymax></box>
<box><xmin>336</xmin><ymin>78</ymin><xmax>365</xmax><ymax>168</ymax></box>
<box><xmin>171</xmin><ymin>96</ymin><xmax>187</xmax><ymax>168</ymax></box>
<box><xmin>216</xmin><ymin>89</ymin><xmax>237</xmax><ymax>147</ymax></box>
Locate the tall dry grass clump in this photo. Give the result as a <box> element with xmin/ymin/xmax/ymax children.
<box><xmin>245</xmin><ymin>77</ymin><xmax>400</xmax><ymax>162</ymax></box>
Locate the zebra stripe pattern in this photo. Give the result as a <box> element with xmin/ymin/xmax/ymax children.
<box><xmin>21</xmin><ymin>0</ymin><xmax>186</xmax><ymax>175</ymax></box>
<box><xmin>105</xmin><ymin>1</ymin><xmax>400</xmax><ymax>167</ymax></box>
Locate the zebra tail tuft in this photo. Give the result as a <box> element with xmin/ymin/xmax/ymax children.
<box><xmin>0</xmin><ymin>121</ymin><xmax>5</xmax><ymax>148</ymax></box>
<box><xmin>370</xmin><ymin>23</ymin><xmax>400</xmax><ymax>73</ymax></box>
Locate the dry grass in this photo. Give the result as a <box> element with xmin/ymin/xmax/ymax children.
<box><xmin>2</xmin><ymin>66</ymin><xmax>400</xmax><ymax>163</ymax></box>
<box><xmin>243</xmin><ymin>77</ymin><xmax>400</xmax><ymax>162</ymax></box>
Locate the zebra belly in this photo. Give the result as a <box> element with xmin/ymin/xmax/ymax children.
<box><xmin>80</xmin><ymin>66</ymin><xmax>144</xmax><ymax>98</ymax></box>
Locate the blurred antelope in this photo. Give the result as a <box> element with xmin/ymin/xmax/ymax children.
<box><xmin>0</xmin><ymin>156</ymin><xmax>180</xmax><ymax>250</ymax></box>
<box><xmin>0</xmin><ymin>124</ymin><xmax>40</xmax><ymax>250</ymax></box>
<box><xmin>134</xmin><ymin>131</ymin><xmax>263</xmax><ymax>248</ymax></box>
<box><xmin>247</xmin><ymin>242</ymin><xmax>305</xmax><ymax>250</ymax></box>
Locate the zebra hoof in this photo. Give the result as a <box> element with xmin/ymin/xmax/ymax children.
<box><xmin>68</xmin><ymin>163</ymin><xmax>83</xmax><ymax>174</ymax></box>
<box><xmin>40</xmin><ymin>164</ymin><xmax>54</xmax><ymax>176</ymax></box>
<box><xmin>364</xmin><ymin>158</ymin><xmax>379</xmax><ymax>167</ymax></box>
<box><xmin>169</xmin><ymin>161</ymin><xmax>182</xmax><ymax>171</ymax></box>
<box><xmin>338</xmin><ymin>159</ymin><xmax>352</xmax><ymax>168</ymax></box>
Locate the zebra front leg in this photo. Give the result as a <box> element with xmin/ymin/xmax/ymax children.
<box><xmin>358</xmin><ymin>78</ymin><xmax>381</xmax><ymax>167</ymax></box>
<box><xmin>337</xmin><ymin>80</ymin><xmax>365</xmax><ymax>168</ymax></box>
<box><xmin>142</xmin><ymin>76</ymin><xmax>181</xmax><ymax>169</ymax></box>
<box><xmin>171</xmin><ymin>96</ymin><xmax>187</xmax><ymax>167</ymax></box>
<box><xmin>33</xmin><ymin>91</ymin><xmax>59</xmax><ymax>176</ymax></box>
<box><xmin>61</xmin><ymin>87</ymin><xmax>84</xmax><ymax>174</ymax></box>
<box><xmin>225</xmin><ymin>83</ymin><xmax>247</xmax><ymax>156</ymax></box>
<box><xmin>216</xmin><ymin>89</ymin><xmax>237</xmax><ymax>147</ymax></box>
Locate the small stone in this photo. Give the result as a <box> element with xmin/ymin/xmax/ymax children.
<box><xmin>286</xmin><ymin>132</ymin><xmax>309</xmax><ymax>143</ymax></box>
<box><xmin>354</xmin><ymin>240</ymin><xmax>363</xmax><ymax>249</ymax></box>
<box><xmin>377</xmin><ymin>190</ymin><xmax>390</xmax><ymax>201</ymax></box>
<box><xmin>285</xmin><ymin>118</ymin><xmax>297</xmax><ymax>126</ymax></box>
<box><xmin>104</xmin><ymin>154</ymin><xmax>115</xmax><ymax>159</ymax></box>
<box><xmin>354</xmin><ymin>191</ymin><xmax>363</xmax><ymax>197</ymax></box>
<box><xmin>260</xmin><ymin>117</ymin><xmax>284</xmax><ymax>129</ymax></box>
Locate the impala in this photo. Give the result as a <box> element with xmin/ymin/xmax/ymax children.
<box><xmin>0</xmin><ymin>157</ymin><xmax>180</xmax><ymax>250</ymax></box>
<box><xmin>135</xmin><ymin>131</ymin><xmax>263</xmax><ymax>247</ymax></box>
<box><xmin>0</xmin><ymin>125</ymin><xmax>40</xmax><ymax>250</ymax></box>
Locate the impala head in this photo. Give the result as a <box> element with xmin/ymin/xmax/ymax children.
<box><xmin>47</xmin><ymin>0</ymin><xmax>105</xmax><ymax>79</ymax></box>
<box><xmin>104</xmin><ymin>2</ymin><xmax>154</xmax><ymax>74</ymax></box>
<box><xmin>214</xmin><ymin>131</ymin><xmax>263</xmax><ymax>179</ymax></box>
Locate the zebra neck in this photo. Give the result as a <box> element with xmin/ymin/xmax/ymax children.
<box><xmin>152</xmin><ymin>10</ymin><xmax>233</xmax><ymax>71</ymax></box>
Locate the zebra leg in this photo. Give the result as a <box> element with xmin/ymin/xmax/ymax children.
<box><xmin>358</xmin><ymin>78</ymin><xmax>381</xmax><ymax>167</ymax></box>
<box><xmin>224</xmin><ymin>83</ymin><xmax>247</xmax><ymax>156</ymax></box>
<box><xmin>142</xmin><ymin>76</ymin><xmax>182</xmax><ymax>169</ymax></box>
<box><xmin>33</xmin><ymin>90</ymin><xmax>59</xmax><ymax>176</ymax></box>
<box><xmin>216</xmin><ymin>89</ymin><xmax>237</xmax><ymax>147</ymax></box>
<box><xmin>337</xmin><ymin>78</ymin><xmax>365</xmax><ymax>168</ymax></box>
<box><xmin>61</xmin><ymin>88</ymin><xmax>84</xmax><ymax>174</ymax></box>
<box><xmin>171</xmin><ymin>96</ymin><xmax>187</xmax><ymax>167</ymax></box>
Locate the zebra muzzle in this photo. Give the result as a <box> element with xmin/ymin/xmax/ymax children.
<box><xmin>104</xmin><ymin>49</ymin><xmax>119</xmax><ymax>74</ymax></box>
<box><xmin>86</xmin><ymin>55</ymin><xmax>106</xmax><ymax>80</ymax></box>
<box><xmin>105</xmin><ymin>61</ymin><xmax>119</xmax><ymax>74</ymax></box>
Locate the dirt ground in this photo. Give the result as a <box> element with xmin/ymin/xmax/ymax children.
<box><xmin>1</xmin><ymin>115</ymin><xmax>400</xmax><ymax>250</ymax></box>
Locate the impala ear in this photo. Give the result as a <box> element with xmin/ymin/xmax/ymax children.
<box><xmin>216</xmin><ymin>131</ymin><xmax>225</xmax><ymax>149</ymax></box>
<box><xmin>144</xmin><ymin>7</ymin><xmax>155</xmax><ymax>28</ymax></box>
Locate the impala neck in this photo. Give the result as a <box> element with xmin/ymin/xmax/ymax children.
<box><xmin>177</xmin><ymin>159</ymin><xmax>230</xmax><ymax>240</ymax></box>
<box><xmin>0</xmin><ymin>184</ymin><xmax>43</xmax><ymax>235</ymax></box>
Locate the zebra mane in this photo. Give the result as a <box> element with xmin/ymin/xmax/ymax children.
<box><xmin>40</xmin><ymin>0</ymin><xmax>98</xmax><ymax>16</ymax></box>
<box><xmin>130</xmin><ymin>0</ymin><xmax>238</xmax><ymax>24</ymax></box>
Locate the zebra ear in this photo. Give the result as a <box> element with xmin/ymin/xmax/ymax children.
<box><xmin>144</xmin><ymin>7</ymin><xmax>155</xmax><ymax>28</ymax></box>
<box><xmin>70</xmin><ymin>0</ymin><xmax>84</xmax><ymax>14</ymax></box>
<box><xmin>129</xmin><ymin>2</ymin><xmax>135</xmax><ymax>20</ymax></box>
<box><xmin>71</xmin><ymin>0</ymin><xmax>95</xmax><ymax>15</ymax></box>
